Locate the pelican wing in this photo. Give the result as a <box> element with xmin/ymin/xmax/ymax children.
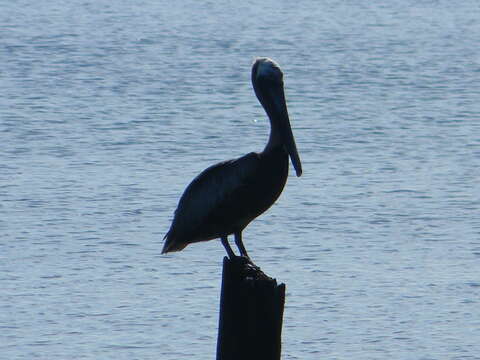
<box><xmin>163</xmin><ymin>152</ymin><xmax>260</xmax><ymax>250</ymax></box>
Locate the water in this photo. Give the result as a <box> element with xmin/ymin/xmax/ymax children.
<box><xmin>1</xmin><ymin>1</ymin><xmax>480</xmax><ymax>359</ymax></box>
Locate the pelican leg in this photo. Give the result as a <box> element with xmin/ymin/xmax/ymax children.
<box><xmin>221</xmin><ymin>236</ymin><xmax>236</xmax><ymax>259</ymax></box>
<box><xmin>234</xmin><ymin>231</ymin><xmax>249</xmax><ymax>258</ymax></box>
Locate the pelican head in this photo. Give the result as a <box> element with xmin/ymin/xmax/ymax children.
<box><xmin>252</xmin><ymin>58</ymin><xmax>302</xmax><ymax>177</ymax></box>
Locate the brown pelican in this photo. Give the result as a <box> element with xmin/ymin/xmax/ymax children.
<box><xmin>162</xmin><ymin>58</ymin><xmax>302</xmax><ymax>259</ymax></box>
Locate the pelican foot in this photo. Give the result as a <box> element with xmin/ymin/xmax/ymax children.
<box><xmin>229</xmin><ymin>254</ymin><xmax>250</xmax><ymax>265</ymax></box>
<box><xmin>229</xmin><ymin>254</ymin><xmax>262</xmax><ymax>274</ymax></box>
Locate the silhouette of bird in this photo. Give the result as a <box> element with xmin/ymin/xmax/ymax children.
<box><xmin>162</xmin><ymin>58</ymin><xmax>302</xmax><ymax>258</ymax></box>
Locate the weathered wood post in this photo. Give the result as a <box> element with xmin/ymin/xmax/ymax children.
<box><xmin>216</xmin><ymin>256</ymin><xmax>286</xmax><ymax>360</ymax></box>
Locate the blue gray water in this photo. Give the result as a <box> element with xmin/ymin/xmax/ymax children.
<box><xmin>1</xmin><ymin>1</ymin><xmax>480</xmax><ymax>359</ymax></box>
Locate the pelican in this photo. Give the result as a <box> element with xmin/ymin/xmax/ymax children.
<box><xmin>162</xmin><ymin>58</ymin><xmax>302</xmax><ymax>259</ymax></box>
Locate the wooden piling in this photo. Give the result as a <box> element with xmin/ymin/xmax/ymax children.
<box><xmin>216</xmin><ymin>256</ymin><xmax>286</xmax><ymax>360</ymax></box>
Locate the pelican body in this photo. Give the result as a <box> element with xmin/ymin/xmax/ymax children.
<box><xmin>162</xmin><ymin>58</ymin><xmax>302</xmax><ymax>258</ymax></box>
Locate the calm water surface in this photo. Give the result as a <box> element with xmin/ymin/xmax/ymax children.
<box><xmin>1</xmin><ymin>1</ymin><xmax>480</xmax><ymax>359</ymax></box>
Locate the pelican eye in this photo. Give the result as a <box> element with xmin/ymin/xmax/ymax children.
<box><xmin>256</xmin><ymin>63</ymin><xmax>283</xmax><ymax>84</ymax></box>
